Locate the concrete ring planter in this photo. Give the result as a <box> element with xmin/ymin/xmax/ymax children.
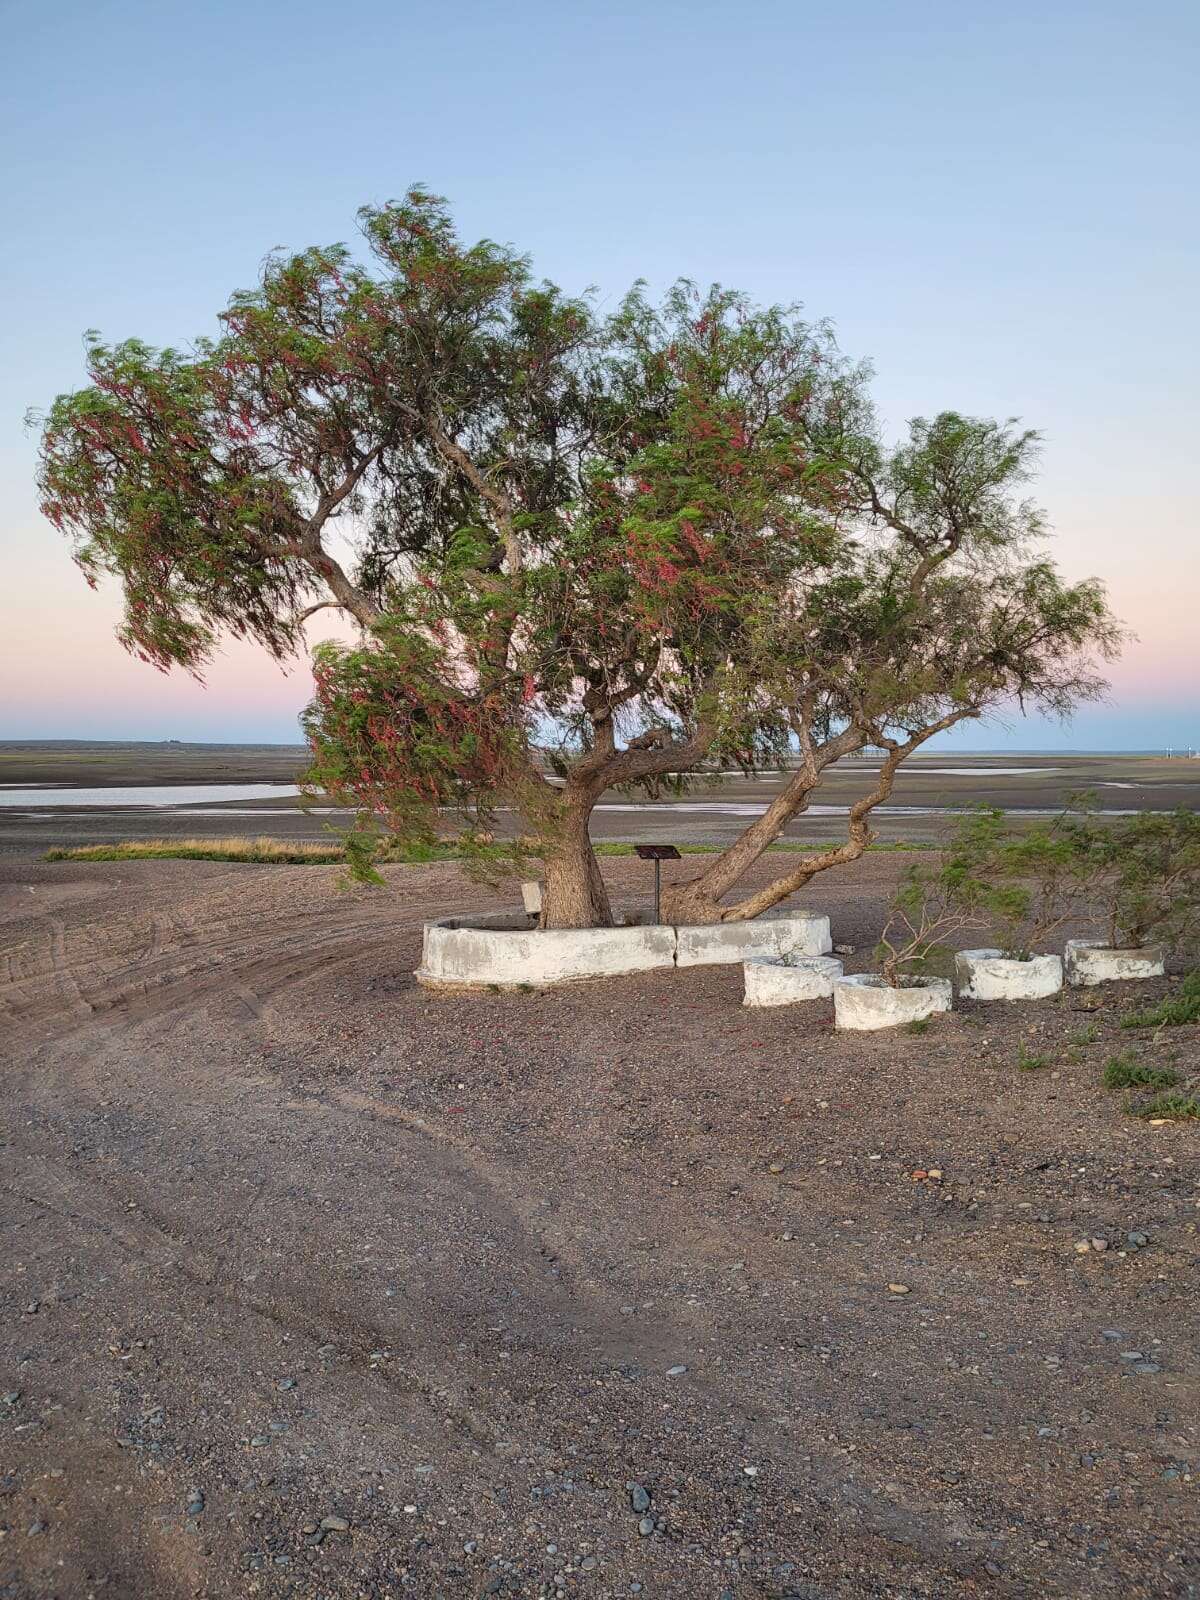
<box><xmin>417</xmin><ymin>909</ymin><xmax>832</xmax><ymax>990</ymax></box>
<box><xmin>833</xmin><ymin>973</ymin><xmax>953</xmax><ymax>1031</ymax></box>
<box><xmin>955</xmin><ymin>948</ymin><xmax>1063</xmax><ymax>1001</ymax></box>
<box><xmin>1064</xmin><ymin>939</ymin><xmax>1165</xmax><ymax>987</ymax></box>
<box><xmin>742</xmin><ymin>954</ymin><xmax>844</xmax><ymax>1007</ymax></box>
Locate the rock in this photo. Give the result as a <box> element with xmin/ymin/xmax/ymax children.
<box><xmin>887</xmin><ymin>1283</ymin><xmax>911</xmax><ymax>1295</ymax></box>
<box><xmin>1074</xmin><ymin>1241</ymin><xmax>1092</xmax><ymax>1254</ymax></box>
<box><xmin>320</xmin><ymin>1515</ymin><xmax>349</xmax><ymax>1533</ymax></box>
<box><xmin>1133</xmin><ymin>1361</ymin><xmax>1162</xmax><ymax>1375</ymax></box>
<box><xmin>1118</xmin><ymin>1351</ymin><xmax>1146</xmax><ymax>1361</ymax></box>
<box><xmin>277</xmin><ymin>1377</ymin><xmax>297</xmax><ymax>1391</ymax></box>
<box><xmin>637</xmin><ymin>1516</ymin><xmax>655</xmax><ymax>1536</ymax></box>
<box><xmin>742</xmin><ymin>1465</ymin><xmax>759</xmax><ymax>1476</ymax></box>
<box><xmin>629</xmin><ymin>1483</ymin><xmax>650</xmax><ymax>1513</ymax></box>
<box><xmin>185</xmin><ymin>1489</ymin><xmax>205</xmax><ymax>1516</ymax></box>
<box><xmin>1101</xmin><ymin>1329</ymin><xmax>1125</xmax><ymax>1340</ymax></box>
<box><xmin>581</xmin><ymin>1555</ymin><xmax>597</xmax><ymax>1570</ymax></box>
<box><xmin>666</xmin><ymin>1364</ymin><xmax>687</xmax><ymax>1377</ymax></box>
<box><xmin>1</xmin><ymin>1392</ymin><xmax>20</xmax><ymax>1406</ymax></box>
<box><xmin>1090</xmin><ymin>1237</ymin><xmax>1108</xmax><ymax>1252</ymax></box>
<box><xmin>1127</xmin><ymin>1231</ymin><xmax>1149</xmax><ymax>1248</ymax></box>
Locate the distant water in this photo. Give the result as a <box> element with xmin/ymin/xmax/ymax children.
<box><xmin>0</xmin><ymin>783</ymin><xmax>301</xmax><ymax>808</ymax></box>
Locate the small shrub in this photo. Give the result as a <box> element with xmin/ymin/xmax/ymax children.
<box><xmin>1129</xmin><ymin>1092</ymin><xmax>1200</xmax><ymax>1121</ymax></box>
<box><xmin>1102</xmin><ymin>1053</ymin><xmax>1180</xmax><ymax>1090</ymax></box>
<box><xmin>1016</xmin><ymin>1043</ymin><xmax>1051</xmax><ymax>1071</ymax></box>
<box><xmin>1068</xmin><ymin>1022</ymin><xmax>1100</xmax><ymax>1046</ymax></box>
<box><xmin>905</xmin><ymin>1018</ymin><xmax>931</xmax><ymax>1036</ymax></box>
<box><xmin>1092</xmin><ymin>807</ymin><xmax>1200</xmax><ymax>952</ymax></box>
<box><xmin>1121</xmin><ymin>972</ymin><xmax>1200</xmax><ymax>1030</ymax></box>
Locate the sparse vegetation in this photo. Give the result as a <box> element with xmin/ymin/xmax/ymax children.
<box><xmin>1129</xmin><ymin>1092</ymin><xmax>1200</xmax><ymax>1121</ymax></box>
<box><xmin>1016</xmin><ymin>1044</ymin><xmax>1051</xmax><ymax>1071</ymax></box>
<box><xmin>905</xmin><ymin>1017</ymin><xmax>931</xmax><ymax>1035</ymax></box>
<box><xmin>1121</xmin><ymin>972</ymin><xmax>1200</xmax><ymax>1030</ymax></box>
<box><xmin>873</xmin><ymin>853</ymin><xmax>996</xmax><ymax>987</ymax></box>
<box><xmin>1101</xmin><ymin>1053</ymin><xmax>1180</xmax><ymax>1091</ymax></box>
<box><xmin>947</xmin><ymin>804</ymin><xmax>1104</xmax><ymax>960</ymax></box>
<box><xmin>1082</xmin><ymin>806</ymin><xmax>1200</xmax><ymax>952</ymax></box>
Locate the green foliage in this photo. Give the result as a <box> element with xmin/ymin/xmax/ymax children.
<box><xmin>1121</xmin><ymin>972</ymin><xmax>1200</xmax><ymax>1029</ymax></box>
<box><xmin>1102</xmin><ymin>1053</ymin><xmax>1180</xmax><ymax>1090</ymax></box>
<box><xmin>1129</xmin><ymin>1092</ymin><xmax>1200</xmax><ymax>1121</ymax></box>
<box><xmin>1097</xmin><ymin>810</ymin><xmax>1200</xmax><ymax>951</ymax></box>
<box><xmin>905</xmin><ymin>1017</ymin><xmax>931</xmax><ymax>1035</ymax></box>
<box><xmin>873</xmin><ymin>835</ymin><xmax>1003</xmax><ymax>985</ymax></box>
<box><xmin>937</xmin><ymin>803</ymin><xmax>1103</xmax><ymax>958</ymax></box>
<box><xmin>1016</xmin><ymin>1044</ymin><xmax>1051</xmax><ymax>1071</ymax></box>
<box><xmin>33</xmin><ymin>187</ymin><xmax>1122</xmax><ymax>925</ymax></box>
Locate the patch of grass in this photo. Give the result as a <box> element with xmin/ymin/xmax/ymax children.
<box><xmin>905</xmin><ymin>1017</ymin><xmax>931</xmax><ymax>1035</ymax></box>
<box><xmin>1102</xmin><ymin>1052</ymin><xmax>1180</xmax><ymax>1091</ymax></box>
<box><xmin>1129</xmin><ymin>1092</ymin><xmax>1200</xmax><ymax>1121</ymax></box>
<box><xmin>45</xmin><ymin>836</ymin><xmax>345</xmax><ymax>865</ymax></box>
<box><xmin>1016</xmin><ymin>1043</ymin><xmax>1051</xmax><ymax>1071</ymax></box>
<box><xmin>1067</xmin><ymin>1022</ymin><xmax>1100</xmax><ymax>1047</ymax></box>
<box><xmin>1121</xmin><ymin>972</ymin><xmax>1200</xmax><ymax>1030</ymax></box>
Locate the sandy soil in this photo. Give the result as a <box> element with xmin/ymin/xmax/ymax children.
<box><xmin>1</xmin><ymin>851</ymin><xmax>1198</xmax><ymax>1599</ymax></box>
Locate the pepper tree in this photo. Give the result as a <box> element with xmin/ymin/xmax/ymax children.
<box><xmin>35</xmin><ymin>189</ymin><xmax>1121</xmax><ymax>928</ymax></box>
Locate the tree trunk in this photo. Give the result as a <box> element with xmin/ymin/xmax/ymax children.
<box><xmin>659</xmin><ymin>738</ymin><xmax>858</xmax><ymax>924</ymax></box>
<box><xmin>539</xmin><ymin>800</ymin><xmax>614</xmax><ymax>929</ymax></box>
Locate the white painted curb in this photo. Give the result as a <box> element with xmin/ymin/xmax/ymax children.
<box><xmin>955</xmin><ymin>948</ymin><xmax>1064</xmax><ymax>1001</ymax></box>
<box><xmin>416</xmin><ymin>909</ymin><xmax>832</xmax><ymax>990</ymax></box>
<box><xmin>743</xmin><ymin>955</ymin><xmax>844</xmax><ymax>1007</ymax></box>
<box><xmin>1064</xmin><ymin>939</ymin><xmax>1166</xmax><ymax>987</ymax></box>
<box><xmin>833</xmin><ymin>973</ymin><xmax>953</xmax><ymax>1031</ymax></box>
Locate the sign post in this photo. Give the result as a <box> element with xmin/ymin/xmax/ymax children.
<box><xmin>633</xmin><ymin>843</ymin><xmax>681</xmax><ymax>924</ymax></box>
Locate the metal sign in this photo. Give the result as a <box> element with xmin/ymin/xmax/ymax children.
<box><xmin>633</xmin><ymin>843</ymin><xmax>681</xmax><ymax>922</ymax></box>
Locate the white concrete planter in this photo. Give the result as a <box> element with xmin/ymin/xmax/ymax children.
<box><xmin>743</xmin><ymin>955</ymin><xmax>844</xmax><ymax>1008</ymax></box>
<box><xmin>955</xmin><ymin>948</ymin><xmax>1064</xmax><ymax>1001</ymax></box>
<box><xmin>416</xmin><ymin>908</ymin><xmax>832</xmax><ymax>990</ymax></box>
<box><xmin>1064</xmin><ymin>939</ymin><xmax>1165</xmax><ymax>987</ymax></box>
<box><xmin>833</xmin><ymin>973</ymin><xmax>953</xmax><ymax>1031</ymax></box>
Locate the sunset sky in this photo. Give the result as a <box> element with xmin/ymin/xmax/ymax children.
<box><xmin>1</xmin><ymin>0</ymin><xmax>1196</xmax><ymax>750</ymax></box>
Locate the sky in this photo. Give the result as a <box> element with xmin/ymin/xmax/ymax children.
<box><xmin>1</xmin><ymin>0</ymin><xmax>1197</xmax><ymax>751</ymax></box>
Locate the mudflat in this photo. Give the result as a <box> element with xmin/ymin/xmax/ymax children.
<box><xmin>1</xmin><ymin>850</ymin><xmax>1197</xmax><ymax>1598</ymax></box>
<box><xmin>3</xmin><ymin>746</ymin><xmax>1200</xmax><ymax>860</ymax></box>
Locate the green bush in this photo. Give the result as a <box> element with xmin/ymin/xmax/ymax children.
<box><xmin>1121</xmin><ymin>972</ymin><xmax>1200</xmax><ymax>1029</ymax></box>
<box><xmin>1130</xmin><ymin>1092</ymin><xmax>1200</xmax><ymax>1121</ymax></box>
<box><xmin>1102</xmin><ymin>1053</ymin><xmax>1180</xmax><ymax>1090</ymax></box>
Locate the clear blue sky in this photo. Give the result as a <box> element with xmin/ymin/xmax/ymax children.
<box><xmin>1</xmin><ymin>0</ymin><xmax>1196</xmax><ymax>748</ymax></box>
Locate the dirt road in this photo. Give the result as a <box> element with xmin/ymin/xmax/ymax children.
<box><xmin>1</xmin><ymin>853</ymin><xmax>1197</xmax><ymax>1598</ymax></box>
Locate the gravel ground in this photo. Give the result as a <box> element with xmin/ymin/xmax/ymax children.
<box><xmin>1</xmin><ymin>850</ymin><xmax>1198</xmax><ymax>1599</ymax></box>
